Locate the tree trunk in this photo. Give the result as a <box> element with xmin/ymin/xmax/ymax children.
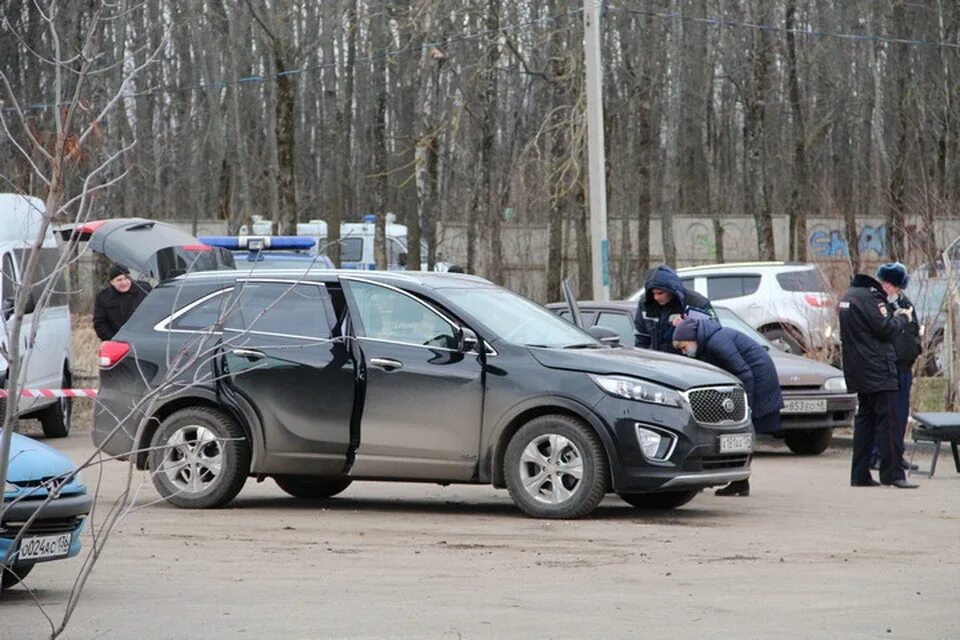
<box><xmin>744</xmin><ymin>0</ymin><xmax>776</xmax><ymax>261</ymax></box>
<box><xmin>785</xmin><ymin>3</ymin><xmax>809</xmax><ymax>262</ymax></box>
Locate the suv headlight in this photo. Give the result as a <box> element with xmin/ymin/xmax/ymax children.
<box><xmin>824</xmin><ymin>377</ymin><xmax>847</xmax><ymax>392</ymax></box>
<box><xmin>590</xmin><ymin>375</ymin><xmax>682</xmax><ymax>407</ymax></box>
<box><xmin>3</xmin><ymin>481</ymin><xmax>18</xmax><ymax>498</ymax></box>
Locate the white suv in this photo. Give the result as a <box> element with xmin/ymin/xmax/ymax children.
<box><xmin>628</xmin><ymin>262</ymin><xmax>835</xmax><ymax>354</ymax></box>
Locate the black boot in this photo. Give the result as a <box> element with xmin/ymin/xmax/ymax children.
<box><xmin>715</xmin><ymin>479</ymin><xmax>750</xmax><ymax>497</ymax></box>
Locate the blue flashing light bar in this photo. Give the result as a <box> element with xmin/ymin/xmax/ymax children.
<box><xmin>198</xmin><ymin>235</ymin><xmax>315</xmax><ymax>251</ymax></box>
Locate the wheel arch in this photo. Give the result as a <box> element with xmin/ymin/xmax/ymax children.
<box><xmin>136</xmin><ymin>390</ymin><xmax>264</xmax><ymax>470</ymax></box>
<box><xmin>484</xmin><ymin>397</ymin><xmax>619</xmax><ymax>490</ymax></box>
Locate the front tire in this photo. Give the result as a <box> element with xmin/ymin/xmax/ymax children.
<box><xmin>784</xmin><ymin>428</ymin><xmax>833</xmax><ymax>455</ymax></box>
<box><xmin>147</xmin><ymin>407</ymin><xmax>250</xmax><ymax>509</ymax></box>
<box><xmin>503</xmin><ymin>415</ymin><xmax>608</xmax><ymax>519</ymax></box>
<box><xmin>39</xmin><ymin>369</ymin><xmax>72</xmax><ymax>438</ymax></box>
<box><xmin>618</xmin><ymin>490</ymin><xmax>700</xmax><ymax>510</ymax></box>
<box><xmin>274</xmin><ymin>476</ymin><xmax>352</xmax><ymax>500</ymax></box>
<box><xmin>1</xmin><ymin>563</ymin><xmax>34</xmax><ymax>590</ymax></box>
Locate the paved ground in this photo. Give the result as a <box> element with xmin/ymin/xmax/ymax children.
<box><xmin>3</xmin><ymin>430</ymin><xmax>958</xmax><ymax>640</ymax></box>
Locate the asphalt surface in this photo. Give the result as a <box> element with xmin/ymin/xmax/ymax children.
<box><xmin>3</xmin><ymin>429</ymin><xmax>959</xmax><ymax>640</ymax></box>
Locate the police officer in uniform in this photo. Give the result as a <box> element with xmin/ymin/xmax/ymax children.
<box><xmin>838</xmin><ymin>272</ymin><xmax>918</xmax><ymax>489</ymax></box>
<box><xmin>873</xmin><ymin>263</ymin><xmax>922</xmax><ymax>471</ymax></box>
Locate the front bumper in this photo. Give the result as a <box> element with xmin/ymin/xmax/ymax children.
<box><xmin>1</xmin><ymin>493</ymin><xmax>90</xmax><ymax>567</ymax></box>
<box><xmin>593</xmin><ymin>395</ymin><xmax>754</xmax><ymax>494</ymax></box>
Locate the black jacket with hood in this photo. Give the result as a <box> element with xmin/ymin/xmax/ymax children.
<box><xmin>634</xmin><ymin>265</ymin><xmax>714</xmax><ymax>353</ymax></box>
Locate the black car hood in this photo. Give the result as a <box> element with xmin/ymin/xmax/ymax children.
<box><xmin>528</xmin><ymin>346</ymin><xmax>740</xmax><ymax>391</ymax></box>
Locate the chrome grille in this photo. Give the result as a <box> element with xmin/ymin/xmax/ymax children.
<box><xmin>687</xmin><ymin>387</ymin><xmax>748</xmax><ymax>425</ymax></box>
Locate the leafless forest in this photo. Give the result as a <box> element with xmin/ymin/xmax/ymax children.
<box><xmin>2</xmin><ymin>1</ymin><xmax>958</xmax><ymax>299</ymax></box>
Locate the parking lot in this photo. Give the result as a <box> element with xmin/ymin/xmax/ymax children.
<box><xmin>3</xmin><ymin>427</ymin><xmax>958</xmax><ymax>640</ymax></box>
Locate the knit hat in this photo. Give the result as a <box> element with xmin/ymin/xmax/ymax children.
<box><xmin>876</xmin><ymin>262</ymin><xmax>909</xmax><ymax>289</ymax></box>
<box><xmin>673</xmin><ymin>317</ymin><xmax>699</xmax><ymax>342</ymax></box>
<box><xmin>108</xmin><ymin>264</ymin><xmax>130</xmax><ymax>281</ymax></box>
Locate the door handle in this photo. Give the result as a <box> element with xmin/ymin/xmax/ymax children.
<box><xmin>231</xmin><ymin>348</ymin><xmax>265</xmax><ymax>362</ymax></box>
<box><xmin>369</xmin><ymin>357</ymin><xmax>403</xmax><ymax>372</ymax></box>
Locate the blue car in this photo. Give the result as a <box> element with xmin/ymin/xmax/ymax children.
<box><xmin>1</xmin><ymin>431</ymin><xmax>90</xmax><ymax>590</ymax></box>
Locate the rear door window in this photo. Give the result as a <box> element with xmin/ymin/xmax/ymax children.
<box><xmin>776</xmin><ymin>269</ymin><xmax>828</xmax><ymax>292</ymax></box>
<box><xmin>707</xmin><ymin>275</ymin><xmax>761</xmax><ymax>300</ymax></box>
<box><xmin>225</xmin><ymin>281</ymin><xmax>334</xmax><ymax>339</ymax></box>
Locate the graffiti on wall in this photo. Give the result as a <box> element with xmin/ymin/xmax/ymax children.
<box><xmin>808</xmin><ymin>224</ymin><xmax>889</xmax><ymax>258</ymax></box>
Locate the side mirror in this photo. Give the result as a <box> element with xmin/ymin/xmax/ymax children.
<box><xmin>460</xmin><ymin>327</ymin><xmax>479</xmax><ymax>353</ymax></box>
<box><xmin>2</xmin><ymin>297</ymin><xmax>13</xmax><ymax>320</ymax></box>
<box><xmin>397</xmin><ymin>252</ymin><xmax>408</xmax><ymax>268</ymax></box>
<box><xmin>587</xmin><ymin>325</ymin><xmax>621</xmax><ymax>347</ymax></box>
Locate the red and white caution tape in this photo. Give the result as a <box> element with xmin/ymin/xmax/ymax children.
<box><xmin>0</xmin><ymin>388</ymin><xmax>98</xmax><ymax>399</ymax></box>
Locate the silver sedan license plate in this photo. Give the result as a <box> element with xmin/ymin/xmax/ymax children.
<box><xmin>782</xmin><ymin>399</ymin><xmax>828</xmax><ymax>414</ymax></box>
<box><xmin>719</xmin><ymin>433</ymin><xmax>753</xmax><ymax>454</ymax></box>
<box><xmin>18</xmin><ymin>533</ymin><xmax>71</xmax><ymax>561</ymax></box>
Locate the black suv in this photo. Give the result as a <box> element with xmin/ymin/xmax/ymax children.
<box><xmin>93</xmin><ymin>270</ymin><xmax>753</xmax><ymax>519</ymax></box>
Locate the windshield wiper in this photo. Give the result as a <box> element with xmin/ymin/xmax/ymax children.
<box><xmin>525</xmin><ymin>343</ymin><xmax>551</xmax><ymax>348</ymax></box>
<box><xmin>563</xmin><ymin>343</ymin><xmax>605</xmax><ymax>349</ymax></box>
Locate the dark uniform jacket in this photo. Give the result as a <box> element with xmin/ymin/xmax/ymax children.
<box><xmin>93</xmin><ymin>281</ymin><xmax>152</xmax><ymax>341</ymax></box>
<box><xmin>889</xmin><ymin>293</ymin><xmax>922</xmax><ymax>370</ymax></box>
<box><xmin>634</xmin><ymin>265</ymin><xmax>714</xmax><ymax>353</ymax></box>
<box><xmin>838</xmin><ymin>274</ymin><xmax>908</xmax><ymax>394</ymax></box>
<box><xmin>694</xmin><ymin>318</ymin><xmax>784</xmax><ymax>422</ymax></box>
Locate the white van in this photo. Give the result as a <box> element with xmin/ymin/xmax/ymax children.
<box><xmin>0</xmin><ymin>194</ymin><xmax>73</xmax><ymax>437</ymax></box>
<box><xmin>243</xmin><ymin>214</ymin><xmax>448</xmax><ymax>271</ymax></box>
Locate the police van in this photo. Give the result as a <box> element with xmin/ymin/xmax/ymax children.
<box><xmin>0</xmin><ymin>194</ymin><xmax>73</xmax><ymax>437</ymax></box>
<box><xmin>242</xmin><ymin>214</ymin><xmax>448</xmax><ymax>271</ymax></box>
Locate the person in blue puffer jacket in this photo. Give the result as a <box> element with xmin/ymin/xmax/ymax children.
<box><xmin>672</xmin><ymin>316</ymin><xmax>784</xmax><ymax>497</ymax></box>
<box><xmin>634</xmin><ymin>265</ymin><xmax>714</xmax><ymax>353</ymax></box>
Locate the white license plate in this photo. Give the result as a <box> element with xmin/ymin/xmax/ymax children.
<box><xmin>719</xmin><ymin>433</ymin><xmax>753</xmax><ymax>454</ymax></box>
<box><xmin>782</xmin><ymin>399</ymin><xmax>828</xmax><ymax>414</ymax></box>
<box><xmin>18</xmin><ymin>533</ymin><xmax>71</xmax><ymax>561</ymax></box>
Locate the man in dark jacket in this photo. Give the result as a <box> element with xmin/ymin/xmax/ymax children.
<box><xmin>673</xmin><ymin>316</ymin><xmax>783</xmax><ymax>497</ymax></box>
<box><xmin>839</xmin><ymin>273</ymin><xmax>917</xmax><ymax>489</ymax></box>
<box><xmin>93</xmin><ymin>265</ymin><xmax>152</xmax><ymax>341</ymax></box>
<box><xmin>634</xmin><ymin>265</ymin><xmax>714</xmax><ymax>353</ymax></box>
<box><xmin>873</xmin><ymin>263</ymin><xmax>922</xmax><ymax>471</ymax></box>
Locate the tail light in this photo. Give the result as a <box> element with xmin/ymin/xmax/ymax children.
<box><xmin>98</xmin><ymin>341</ymin><xmax>131</xmax><ymax>369</ymax></box>
<box><xmin>180</xmin><ymin>244</ymin><xmax>213</xmax><ymax>251</ymax></box>
<box><xmin>804</xmin><ymin>293</ymin><xmax>833</xmax><ymax>308</ymax></box>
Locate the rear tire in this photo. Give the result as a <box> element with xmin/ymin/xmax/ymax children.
<box><xmin>1</xmin><ymin>563</ymin><xmax>34</xmax><ymax>590</ymax></box>
<box><xmin>147</xmin><ymin>407</ymin><xmax>250</xmax><ymax>509</ymax></box>
<box><xmin>274</xmin><ymin>476</ymin><xmax>352</xmax><ymax>500</ymax></box>
<box><xmin>618</xmin><ymin>489</ymin><xmax>700</xmax><ymax>511</ymax></box>
<box><xmin>503</xmin><ymin>415</ymin><xmax>608</xmax><ymax>519</ymax></box>
<box><xmin>784</xmin><ymin>428</ymin><xmax>833</xmax><ymax>455</ymax></box>
<box><xmin>39</xmin><ymin>368</ymin><xmax>72</xmax><ymax>438</ymax></box>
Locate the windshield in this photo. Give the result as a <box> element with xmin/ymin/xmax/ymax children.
<box><xmin>714</xmin><ymin>307</ymin><xmax>771</xmax><ymax>348</ymax></box>
<box><xmin>445</xmin><ymin>287</ymin><xmax>601</xmax><ymax>348</ymax></box>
